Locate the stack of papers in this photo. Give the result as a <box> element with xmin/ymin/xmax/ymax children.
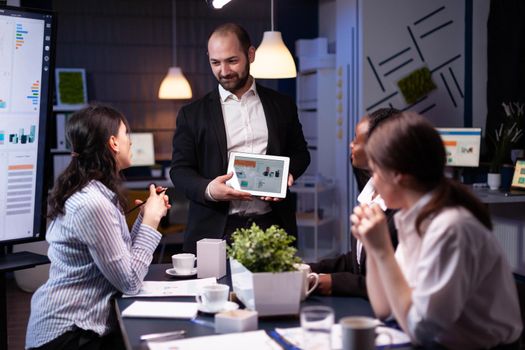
<box><xmin>122</xmin><ymin>278</ymin><xmax>217</xmax><ymax>298</ymax></box>
<box><xmin>147</xmin><ymin>330</ymin><xmax>281</xmax><ymax>350</ymax></box>
<box><xmin>122</xmin><ymin>301</ymin><xmax>198</xmax><ymax>319</ymax></box>
<box><xmin>141</xmin><ymin>325</ymin><xmax>410</xmax><ymax>349</ymax></box>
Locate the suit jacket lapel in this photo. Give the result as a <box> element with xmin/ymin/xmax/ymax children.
<box><xmin>208</xmin><ymin>89</ymin><xmax>228</xmax><ymax>170</ymax></box>
<box><xmin>258</xmin><ymin>84</ymin><xmax>280</xmax><ymax>155</ymax></box>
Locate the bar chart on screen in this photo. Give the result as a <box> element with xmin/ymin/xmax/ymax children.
<box><xmin>6</xmin><ymin>125</ymin><xmax>37</xmax><ymax>145</ymax></box>
<box><xmin>0</xmin><ymin>122</ymin><xmax>38</xmax><ymax>147</ymax></box>
<box><xmin>0</xmin><ymin>16</ymin><xmax>45</xmax><ymax>114</ymax></box>
<box><xmin>0</xmin><ymin>19</ymin><xmax>12</xmax><ymax>113</ymax></box>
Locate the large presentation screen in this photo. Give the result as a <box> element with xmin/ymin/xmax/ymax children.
<box><xmin>0</xmin><ymin>6</ymin><xmax>55</xmax><ymax>244</ymax></box>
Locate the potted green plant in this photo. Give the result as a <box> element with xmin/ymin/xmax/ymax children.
<box><xmin>228</xmin><ymin>223</ymin><xmax>303</xmax><ymax>316</ymax></box>
<box><xmin>488</xmin><ymin>102</ymin><xmax>524</xmax><ymax>189</ymax></box>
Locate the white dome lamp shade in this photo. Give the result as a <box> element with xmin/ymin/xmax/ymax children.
<box><xmin>208</xmin><ymin>0</ymin><xmax>232</xmax><ymax>9</ymax></box>
<box><xmin>158</xmin><ymin>67</ymin><xmax>192</xmax><ymax>99</ymax></box>
<box><xmin>158</xmin><ymin>0</ymin><xmax>192</xmax><ymax>100</ymax></box>
<box><xmin>250</xmin><ymin>0</ymin><xmax>296</xmax><ymax>79</ymax></box>
<box><xmin>251</xmin><ymin>31</ymin><xmax>296</xmax><ymax>79</ymax></box>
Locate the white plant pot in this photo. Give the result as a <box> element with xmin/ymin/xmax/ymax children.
<box><xmin>229</xmin><ymin>258</ymin><xmax>303</xmax><ymax>316</ymax></box>
<box><xmin>487</xmin><ymin>173</ymin><xmax>501</xmax><ymax>190</ymax></box>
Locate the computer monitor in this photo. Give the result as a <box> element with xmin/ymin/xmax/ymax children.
<box><xmin>0</xmin><ymin>5</ymin><xmax>56</xmax><ymax>245</ymax></box>
<box><xmin>436</xmin><ymin>128</ymin><xmax>481</xmax><ymax>167</ymax></box>
<box><xmin>129</xmin><ymin>132</ymin><xmax>155</xmax><ymax>167</ymax></box>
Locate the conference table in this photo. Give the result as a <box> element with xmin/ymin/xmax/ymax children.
<box><xmin>115</xmin><ymin>264</ymin><xmax>378</xmax><ymax>350</ymax></box>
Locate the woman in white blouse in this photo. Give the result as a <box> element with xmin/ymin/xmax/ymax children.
<box><xmin>26</xmin><ymin>105</ymin><xmax>171</xmax><ymax>350</ymax></box>
<box><xmin>351</xmin><ymin>112</ymin><xmax>522</xmax><ymax>349</ymax></box>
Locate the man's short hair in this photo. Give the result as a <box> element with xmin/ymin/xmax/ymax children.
<box><xmin>208</xmin><ymin>23</ymin><xmax>252</xmax><ymax>56</ymax></box>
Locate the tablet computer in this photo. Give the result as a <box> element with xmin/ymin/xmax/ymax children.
<box><xmin>504</xmin><ymin>159</ymin><xmax>525</xmax><ymax>196</ymax></box>
<box><xmin>226</xmin><ymin>152</ymin><xmax>290</xmax><ymax>198</ymax></box>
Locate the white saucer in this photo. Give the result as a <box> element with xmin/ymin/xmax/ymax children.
<box><xmin>197</xmin><ymin>301</ymin><xmax>239</xmax><ymax>314</ymax></box>
<box><xmin>165</xmin><ymin>267</ymin><xmax>197</xmax><ymax>277</ymax></box>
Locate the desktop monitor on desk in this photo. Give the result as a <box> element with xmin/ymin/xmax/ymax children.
<box><xmin>130</xmin><ymin>132</ymin><xmax>155</xmax><ymax>167</ymax></box>
<box><xmin>122</xmin><ymin>132</ymin><xmax>160</xmax><ymax>180</ymax></box>
<box><xmin>436</xmin><ymin>128</ymin><xmax>482</xmax><ymax>167</ymax></box>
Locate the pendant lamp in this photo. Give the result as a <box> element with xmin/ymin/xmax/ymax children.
<box><xmin>250</xmin><ymin>0</ymin><xmax>297</xmax><ymax>79</ymax></box>
<box><xmin>206</xmin><ymin>0</ymin><xmax>232</xmax><ymax>9</ymax></box>
<box><xmin>159</xmin><ymin>0</ymin><xmax>192</xmax><ymax>99</ymax></box>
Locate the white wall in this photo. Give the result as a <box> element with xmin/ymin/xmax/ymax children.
<box><xmin>361</xmin><ymin>0</ymin><xmax>465</xmax><ymax>127</ymax></box>
<box><xmin>326</xmin><ymin>0</ymin><xmax>490</xmax><ymax>254</ymax></box>
<box><xmin>319</xmin><ymin>0</ymin><xmax>337</xmax><ymax>52</ymax></box>
<box><xmin>330</xmin><ymin>0</ymin><xmax>489</xmax><ymax>128</ymax></box>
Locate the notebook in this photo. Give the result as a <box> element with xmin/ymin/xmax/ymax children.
<box><xmin>504</xmin><ymin>159</ymin><xmax>525</xmax><ymax>196</ymax></box>
<box><xmin>121</xmin><ymin>301</ymin><xmax>198</xmax><ymax>319</ymax></box>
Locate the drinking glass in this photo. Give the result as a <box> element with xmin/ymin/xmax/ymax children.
<box><xmin>300</xmin><ymin>305</ymin><xmax>334</xmax><ymax>350</ymax></box>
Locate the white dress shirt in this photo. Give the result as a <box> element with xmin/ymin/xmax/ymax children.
<box><xmin>394</xmin><ymin>193</ymin><xmax>522</xmax><ymax>349</ymax></box>
<box><xmin>208</xmin><ymin>80</ymin><xmax>271</xmax><ymax>216</ymax></box>
<box><xmin>356</xmin><ymin>179</ymin><xmax>386</xmax><ymax>265</ymax></box>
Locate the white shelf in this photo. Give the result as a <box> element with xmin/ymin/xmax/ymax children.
<box><xmin>290</xmin><ymin>184</ymin><xmax>335</xmax><ymax>194</ymax></box>
<box><xmin>53</xmin><ymin>104</ymin><xmax>87</xmax><ymax>112</ymax></box>
<box><xmin>294</xmin><ymin>53</ymin><xmax>339</xmax><ymax>261</ymax></box>
<box><xmin>296</xmin><ymin>216</ymin><xmax>336</xmax><ymax>227</ymax></box>
<box><xmin>298</xmin><ymin>100</ymin><xmax>317</xmax><ymax>110</ymax></box>
<box><xmin>297</xmin><ymin>247</ymin><xmax>339</xmax><ymax>263</ymax></box>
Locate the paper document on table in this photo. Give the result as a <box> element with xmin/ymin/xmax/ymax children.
<box><xmin>147</xmin><ymin>330</ymin><xmax>281</xmax><ymax>350</ymax></box>
<box><xmin>276</xmin><ymin>324</ymin><xmax>411</xmax><ymax>349</ymax></box>
<box><xmin>122</xmin><ymin>278</ymin><xmax>217</xmax><ymax>297</ymax></box>
<box><xmin>121</xmin><ymin>301</ymin><xmax>198</xmax><ymax>319</ymax></box>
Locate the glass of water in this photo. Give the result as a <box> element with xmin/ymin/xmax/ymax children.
<box><xmin>300</xmin><ymin>305</ymin><xmax>334</xmax><ymax>350</ymax></box>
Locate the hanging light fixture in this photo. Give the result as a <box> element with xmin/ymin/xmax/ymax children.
<box><xmin>205</xmin><ymin>0</ymin><xmax>232</xmax><ymax>9</ymax></box>
<box><xmin>159</xmin><ymin>0</ymin><xmax>192</xmax><ymax>99</ymax></box>
<box><xmin>250</xmin><ymin>0</ymin><xmax>297</xmax><ymax>79</ymax></box>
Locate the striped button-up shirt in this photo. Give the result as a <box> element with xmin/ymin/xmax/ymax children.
<box><xmin>26</xmin><ymin>181</ymin><xmax>161</xmax><ymax>348</ymax></box>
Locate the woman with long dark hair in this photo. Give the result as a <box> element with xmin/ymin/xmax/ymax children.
<box><xmin>309</xmin><ymin>108</ymin><xmax>399</xmax><ymax>297</ymax></box>
<box><xmin>26</xmin><ymin>105</ymin><xmax>170</xmax><ymax>350</ymax></box>
<box><xmin>351</xmin><ymin>112</ymin><xmax>522</xmax><ymax>349</ymax></box>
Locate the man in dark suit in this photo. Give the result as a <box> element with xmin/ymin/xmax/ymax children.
<box><xmin>170</xmin><ymin>23</ymin><xmax>310</xmax><ymax>253</ymax></box>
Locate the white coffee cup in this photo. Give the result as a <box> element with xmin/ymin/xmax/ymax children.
<box><xmin>294</xmin><ymin>263</ymin><xmax>319</xmax><ymax>301</ymax></box>
<box><xmin>171</xmin><ymin>253</ymin><xmax>196</xmax><ymax>274</ymax></box>
<box><xmin>195</xmin><ymin>284</ymin><xmax>229</xmax><ymax>312</ymax></box>
<box><xmin>340</xmin><ymin>316</ymin><xmax>392</xmax><ymax>350</ymax></box>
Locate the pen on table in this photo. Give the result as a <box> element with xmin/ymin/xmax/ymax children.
<box><xmin>266</xmin><ymin>330</ymin><xmax>301</xmax><ymax>350</ymax></box>
<box><xmin>125</xmin><ymin>186</ymin><xmax>167</xmax><ymax>215</ymax></box>
<box><xmin>190</xmin><ymin>318</ymin><xmax>215</xmax><ymax>329</ymax></box>
<box><xmin>140</xmin><ymin>329</ymin><xmax>185</xmax><ymax>342</ymax></box>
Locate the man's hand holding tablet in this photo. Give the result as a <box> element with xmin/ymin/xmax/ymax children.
<box><xmin>208</xmin><ymin>172</ymin><xmax>253</xmax><ymax>201</ymax></box>
<box><xmin>225</xmin><ymin>152</ymin><xmax>291</xmax><ymax>201</ymax></box>
<box><xmin>259</xmin><ymin>174</ymin><xmax>294</xmax><ymax>202</ymax></box>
